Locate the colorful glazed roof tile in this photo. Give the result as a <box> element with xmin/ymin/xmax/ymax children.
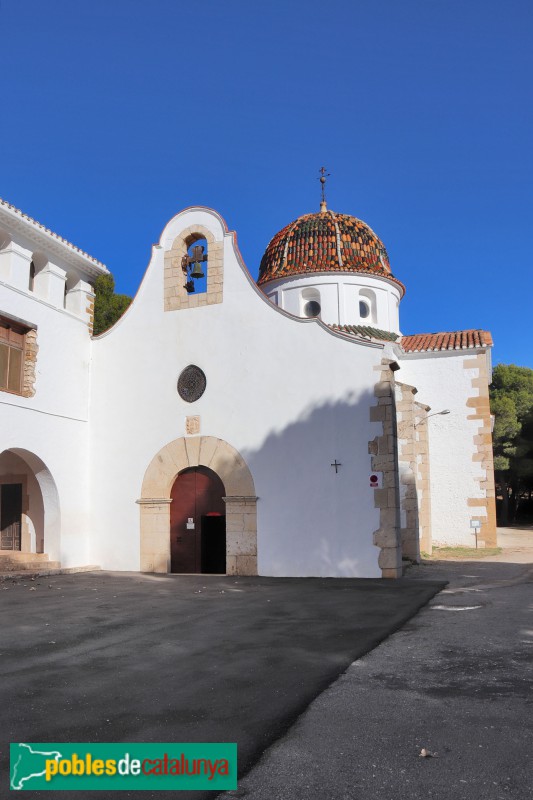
<box><xmin>400</xmin><ymin>330</ymin><xmax>493</xmax><ymax>353</ymax></box>
<box><xmin>331</xmin><ymin>324</ymin><xmax>399</xmax><ymax>342</ymax></box>
<box><xmin>258</xmin><ymin>210</ymin><xmax>405</xmax><ymax>294</ymax></box>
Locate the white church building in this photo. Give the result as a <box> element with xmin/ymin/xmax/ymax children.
<box><xmin>0</xmin><ymin>195</ymin><xmax>496</xmax><ymax>579</ymax></box>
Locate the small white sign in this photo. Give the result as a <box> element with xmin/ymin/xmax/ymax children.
<box><xmin>188</xmin><ymin>518</ymin><xmax>193</xmax><ymax>523</ymax></box>
<box><xmin>370</xmin><ymin>473</ymin><xmax>382</xmax><ymax>489</ymax></box>
<box><xmin>470</xmin><ymin>520</ymin><xmax>481</xmax><ymax>529</ymax></box>
<box><xmin>186</xmin><ymin>522</ymin><xmax>195</xmax><ymax>530</ymax></box>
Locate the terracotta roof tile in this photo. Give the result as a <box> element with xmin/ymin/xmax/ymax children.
<box><xmin>258</xmin><ymin>210</ymin><xmax>405</xmax><ymax>295</ymax></box>
<box><xmin>330</xmin><ymin>324</ymin><xmax>399</xmax><ymax>342</ymax></box>
<box><xmin>400</xmin><ymin>330</ymin><xmax>493</xmax><ymax>353</ymax></box>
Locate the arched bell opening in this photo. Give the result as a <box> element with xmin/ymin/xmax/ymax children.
<box><xmin>183</xmin><ymin>236</ymin><xmax>208</xmax><ymax>295</ymax></box>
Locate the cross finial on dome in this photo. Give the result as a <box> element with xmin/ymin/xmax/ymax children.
<box><xmin>319</xmin><ymin>166</ymin><xmax>330</xmax><ymax>212</ymax></box>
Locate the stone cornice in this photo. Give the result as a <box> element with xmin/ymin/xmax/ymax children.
<box><xmin>136</xmin><ymin>498</ymin><xmax>173</xmax><ymax>505</ymax></box>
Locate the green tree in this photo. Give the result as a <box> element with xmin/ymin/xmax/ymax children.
<box><xmin>490</xmin><ymin>364</ymin><xmax>533</xmax><ymax>523</ymax></box>
<box><xmin>92</xmin><ymin>273</ymin><xmax>132</xmax><ymax>336</ymax></box>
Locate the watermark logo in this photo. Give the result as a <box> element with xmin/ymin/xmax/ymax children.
<box><xmin>10</xmin><ymin>743</ymin><xmax>237</xmax><ymax>791</ymax></box>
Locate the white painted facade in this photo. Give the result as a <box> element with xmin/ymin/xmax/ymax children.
<box><xmin>0</xmin><ymin>199</ymin><xmax>104</xmax><ymax>568</ymax></box>
<box><xmin>0</xmin><ymin>199</ymin><xmax>496</xmax><ymax>577</ymax></box>
<box><xmin>262</xmin><ymin>273</ymin><xmax>402</xmax><ymax>332</ymax></box>
<box><xmin>89</xmin><ymin>209</ymin><xmax>385</xmax><ymax>577</ymax></box>
<box><xmin>399</xmin><ymin>350</ymin><xmax>492</xmax><ymax>547</ymax></box>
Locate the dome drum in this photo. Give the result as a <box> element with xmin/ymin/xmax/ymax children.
<box><xmin>263</xmin><ymin>272</ymin><xmax>402</xmax><ymax>332</ymax></box>
<box><xmin>258</xmin><ymin>209</ymin><xmax>404</xmax><ymax>332</ymax></box>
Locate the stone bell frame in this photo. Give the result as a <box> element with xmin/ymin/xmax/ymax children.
<box><xmin>163</xmin><ymin>223</ymin><xmax>224</xmax><ymax>312</ymax></box>
<box><xmin>138</xmin><ymin>436</ymin><xmax>258</xmax><ymax>575</ymax></box>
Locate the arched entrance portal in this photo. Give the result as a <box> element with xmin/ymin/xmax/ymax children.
<box><xmin>0</xmin><ymin>448</ymin><xmax>60</xmax><ymax>561</ymax></box>
<box><xmin>171</xmin><ymin>466</ymin><xmax>226</xmax><ymax>573</ymax></box>
<box><xmin>139</xmin><ymin>436</ymin><xmax>258</xmax><ymax>575</ymax></box>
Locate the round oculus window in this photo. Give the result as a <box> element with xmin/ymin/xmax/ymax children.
<box><xmin>177</xmin><ymin>365</ymin><xmax>206</xmax><ymax>403</ymax></box>
<box><xmin>303</xmin><ymin>300</ymin><xmax>321</xmax><ymax>318</ymax></box>
<box><xmin>359</xmin><ymin>300</ymin><xmax>370</xmax><ymax>319</ymax></box>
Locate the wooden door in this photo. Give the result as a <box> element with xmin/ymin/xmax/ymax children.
<box><xmin>170</xmin><ymin>467</ymin><xmax>226</xmax><ymax>573</ymax></box>
<box><xmin>1</xmin><ymin>483</ymin><xmax>22</xmax><ymax>551</ymax></box>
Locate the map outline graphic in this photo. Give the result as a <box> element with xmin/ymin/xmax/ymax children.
<box><xmin>10</xmin><ymin>743</ymin><xmax>63</xmax><ymax>790</ymax></box>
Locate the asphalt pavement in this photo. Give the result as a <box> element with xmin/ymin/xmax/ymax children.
<box><xmin>223</xmin><ymin>532</ymin><xmax>533</xmax><ymax>800</ymax></box>
<box><xmin>0</xmin><ymin>572</ymin><xmax>442</xmax><ymax>799</ymax></box>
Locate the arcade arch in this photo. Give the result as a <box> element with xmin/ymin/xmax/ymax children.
<box><xmin>0</xmin><ymin>448</ymin><xmax>60</xmax><ymax>560</ymax></box>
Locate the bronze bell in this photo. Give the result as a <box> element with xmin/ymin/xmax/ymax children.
<box><xmin>190</xmin><ymin>261</ymin><xmax>205</xmax><ymax>279</ymax></box>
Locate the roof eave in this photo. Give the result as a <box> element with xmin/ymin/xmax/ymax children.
<box><xmin>0</xmin><ymin>198</ymin><xmax>109</xmax><ymax>278</ymax></box>
<box><xmin>258</xmin><ymin>269</ymin><xmax>406</xmax><ymax>297</ymax></box>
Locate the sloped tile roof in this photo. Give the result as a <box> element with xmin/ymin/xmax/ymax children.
<box><xmin>330</xmin><ymin>324</ymin><xmax>399</xmax><ymax>342</ymax></box>
<box><xmin>400</xmin><ymin>330</ymin><xmax>493</xmax><ymax>353</ymax></box>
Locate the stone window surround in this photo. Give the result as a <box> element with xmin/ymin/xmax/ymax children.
<box><xmin>0</xmin><ymin>314</ymin><xmax>38</xmax><ymax>398</ymax></box>
<box><xmin>164</xmin><ymin>225</ymin><xmax>224</xmax><ymax>312</ymax></box>
<box><xmin>138</xmin><ymin>436</ymin><xmax>257</xmax><ymax>575</ymax></box>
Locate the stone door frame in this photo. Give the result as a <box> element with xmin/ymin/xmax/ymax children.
<box><xmin>138</xmin><ymin>436</ymin><xmax>257</xmax><ymax>575</ymax></box>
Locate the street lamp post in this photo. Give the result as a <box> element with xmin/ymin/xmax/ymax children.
<box><xmin>414</xmin><ymin>409</ymin><xmax>451</xmax><ymax>428</ymax></box>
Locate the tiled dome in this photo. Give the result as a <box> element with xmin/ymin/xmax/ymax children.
<box><xmin>258</xmin><ymin>210</ymin><xmax>403</xmax><ymax>292</ymax></box>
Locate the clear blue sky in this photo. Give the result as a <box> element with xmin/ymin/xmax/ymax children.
<box><xmin>2</xmin><ymin>0</ymin><xmax>532</xmax><ymax>367</ymax></box>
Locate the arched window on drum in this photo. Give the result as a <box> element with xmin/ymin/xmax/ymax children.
<box><xmin>358</xmin><ymin>289</ymin><xmax>376</xmax><ymax>324</ymax></box>
<box><xmin>301</xmin><ymin>287</ymin><xmax>321</xmax><ymax>318</ymax></box>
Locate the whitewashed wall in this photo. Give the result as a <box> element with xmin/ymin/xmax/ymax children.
<box><xmin>399</xmin><ymin>351</ymin><xmax>489</xmax><ymax>547</ymax></box>
<box><xmin>0</xmin><ymin>255</ymin><xmax>93</xmax><ymax>566</ymax></box>
<box><xmin>1</xmin><ymin>203</ymin><xmax>494</xmax><ymax>573</ymax></box>
<box><xmin>263</xmin><ymin>272</ymin><xmax>402</xmax><ymax>332</ymax></box>
<box><xmin>90</xmin><ymin>208</ymin><xmax>386</xmax><ymax>577</ymax></box>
